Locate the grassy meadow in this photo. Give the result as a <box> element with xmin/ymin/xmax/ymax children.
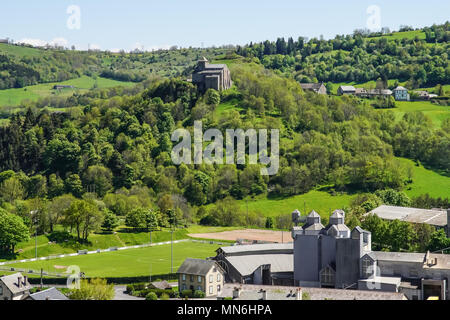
<box><xmin>0</xmin><ymin>76</ymin><xmax>135</xmax><ymax>107</ymax></box>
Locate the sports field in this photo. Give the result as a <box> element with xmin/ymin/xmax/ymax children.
<box><xmin>4</xmin><ymin>241</ymin><xmax>222</xmax><ymax>278</ymax></box>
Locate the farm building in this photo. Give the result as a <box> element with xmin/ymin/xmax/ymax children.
<box><xmin>369</xmin><ymin>205</ymin><xmax>449</xmax><ymax>233</ymax></box>
<box><xmin>337</xmin><ymin>85</ymin><xmax>356</xmax><ymax>95</ymax></box>
<box><xmin>191</xmin><ymin>57</ymin><xmax>232</xmax><ymax>92</ymax></box>
<box><xmin>214</xmin><ymin>243</ymin><xmax>294</xmax><ymax>286</ymax></box>
<box><xmin>300</xmin><ymin>83</ymin><xmax>327</xmax><ymax>94</ymax></box>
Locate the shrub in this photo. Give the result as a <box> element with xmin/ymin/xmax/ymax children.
<box><xmin>181</xmin><ymin>289</ymin><xmax>194</xmax><ymax>298</ymax></box>
<box><xmin>194</xmin><ymin>290</ymin><xmax>205</xmax><ymax>298</ymax></box>
<box><xmin>160</xmin><ymin>293</ymin><xmax>170</xmax><ymax>300</ymax></box>
<box><xmin>146</xmin><ymin>292</ymin><xmax>158</xmax><ymax>301</ymax></box>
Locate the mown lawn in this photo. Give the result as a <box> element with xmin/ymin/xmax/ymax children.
<box><xmin>0</xmin><ymin>76</ymin><xmax>135</xmax><ymax>107</ymax></box>
<box><xmin>4</xmin><ymin>241</ymin><xmax>222</xmax><ymax>278</ymax></box>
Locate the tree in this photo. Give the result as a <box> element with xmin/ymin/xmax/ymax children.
<box><xmin>205</xmin><ymin>89</ymin><xmax>220</xmax><ymax>106</ymax></box>
<box><xmin>70</xmin><ymin>278</ymin><xmax>114</xmax><ymax>300</ymax></box>
<box><xmin>0</xmin><ymin>176</ymin><xmax>26</xmax><ymax>203</ymax></box>
<box><xmin>0</xmin><ymin>209</ymin><xmax>30</xmax><ymax>253</ymax></box>
<box><xmin>47</xmin><ymin>194</ymin><xmax>76</xmax><ymax>232</ymax></box>
<box><xmin>62</xmin><ymin>200</ymin><xmax>103</xmax><ymax>241</ymax></box>
<box><xmin>265</xmin><ymin>217</ymin><xmax>274</xmax><ymax>229</ymax></box>
<box><xmin>83</xmin><ymin>165</ymin><xmax>113</xmax><ymax>197</ymax></box>
<box><xmin>101</xmin><ymin>210</ymin><xmax>120</xmax><ymax>232</ymax></box>
<box><xmin>427</xmin><ymin>230</ymin><xmax>450</xmax><ymax>253</ymax></box>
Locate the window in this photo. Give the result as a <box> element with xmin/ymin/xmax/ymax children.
<box><xmin>197</xmin><ymin>286</ymin><xmax>202</xmax><ymax>291</ymax></box>
<box><xmin>209</xmin><ymin>286</ymin><xmax>213</xmax><ymax>294</ymax></box>
<box><xmin>362</xmin><ymin>258</ymin><xmax>373</xmax><ymax>278</ymax></box>
<box><xmin>217</xmin><ymin>274</ymin><xmax>221</xmax><ymax>282</ymax></box>
<box><xmin>182</xmin><ymin>284</ymin><xmax>186</xmax><ymax>291</ymax></box>
<box><xmin>182</xmin><ymin>274</ymin><xmax>186</xmax><ymax>281</ymax></box>
<box><xmin>320</xmin><ymin>267</ymin><xmax>335</xmax><ymax>286</ymax></box>
<box><xmin>190</xmin><ymin>275</ymin><xmax>194</xmax><ymax>282</ymax></box>
<box><xmin>217</xmin><ymin>285</ymin><xmax>221</xmax><ymax>292</ymax></box>
<box><xmin>209</xmin><ymin>275</ymin><xmax>213</xmax><ymax>283</ymax></box>
<box><xmin>198</xmin><ymin>276</ymin><xmax>202</xmax><ymax>283</ymax></box>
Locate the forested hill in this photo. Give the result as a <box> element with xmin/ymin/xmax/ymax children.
<box><xmin>0</xmin><ymin>43</ymin><xmax>229</xmax><ymax>90</ymax></box>
<box><xmin>236</xmin><ymin>23</ymin><xmax>449</xmax><ymax>88</ymax></box>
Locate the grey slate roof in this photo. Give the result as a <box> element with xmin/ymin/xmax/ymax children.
<box><xmin>218</xmin><ymin>243</ymin><xmax>293</xmax><ymax>256</ymax></box>
<box><xmin>369</xmin><ymin>205</ymin><xmax>447</xmax><ymax>227</ymax></box>
<box><xmin>225</xmin><ymin>254</ymin><xmax>293</xmax><ymax>277</ymax></box>
<box><xmin>0</xmin><ymin>273</ymin><xmax>32</xmax><ymax>294</ymax></box>
<box><xmin>370</xmin><ymin>251</ymin><xmax>426</xmax><ymax>263</ymax></box>
<box><xmin>29</xmin><ymin>287</ymin><xmax>69</xmax><ymax>300</ymax></box>
<box><xmin>177</xmin><ymin>258</ymin><xmax>219</xmax><ymax>276</ymax></box>
<box><xmin>218</xmin><ymin>284</ymin><xmax>406</xmax><ymax>300</ymax></box>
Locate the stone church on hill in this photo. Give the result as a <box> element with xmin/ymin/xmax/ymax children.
<box><xmin>191</xmin><ymin>57</ymin><xmax>232</xmax><ymax>91</ymax></box>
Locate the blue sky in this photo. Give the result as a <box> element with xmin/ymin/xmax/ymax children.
<box><xmin>0</xmin><ymin>0</ymin><xmax>448</xmax><ymax>51</ymax></box>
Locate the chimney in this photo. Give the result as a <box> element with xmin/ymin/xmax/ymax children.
<box><xmin>233</xmin><ymin>287</ymin><xmax>241</xmax><ymax>299</ymax></box>
<box><xmin>23</xmin><ymin>276</ymin><xmax>28</xmax><ymax>286</ymax></box>
<box><xmin>17</xmin><ymin>276</ymin><xmax>22</xmax><ymax>289</ymax></box>
<box><xmin>261</xmin><ymin>290</ymin><xmax>267</xmax><ymax>301</ymax></box>
<box><xmin>296</xmin><ymin>288</ymin><xmax>303</xmax><ymax>301</ymax></box>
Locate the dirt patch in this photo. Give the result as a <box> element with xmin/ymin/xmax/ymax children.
<box><xmin>188</xmin><ymin>229</ymin><xmax>292</xmax><ymax>243</ymax></box>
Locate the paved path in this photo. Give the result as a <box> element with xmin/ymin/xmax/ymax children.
<box><xmin>113</xmin><ymin>286</ymin><xmax>145</xmax><ymax>300</ymax></box>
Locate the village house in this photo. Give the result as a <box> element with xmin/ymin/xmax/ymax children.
<box><xmin>0</xmin><ymin>273</ymin><xmax>33</xmax><ymax>300</ymax></box>
<box><xmin>191</xmin><ymin>57</ymin><xmax>232</xmax><ymax>92</ymax></box>
<box><xmin>300</xmin><ymin>83</ymin><xmax>327</xmax><ymax>94</ymax></box>
<box><xmin>337</xmin><ymin>86</ymin><xmax>356</xmax><ymax>95</ymax></box>
<box><xmin>177</xmin><ymin>258</ymin><xmax>225</xmax><ymax>297</ymax></box>
<box><xmin>393</xmin><ymin>86</ymin><xmax>410</xmax><ymax>101</ymax></box>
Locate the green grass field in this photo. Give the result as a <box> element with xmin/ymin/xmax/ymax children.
<box><xmin>0</xmin><ymin>76</ymin><xmax>135</xmax><ymax>107</ymax></box>
<box><xmin>384</xmin><ymin>101</ymin><xmax>450</xmax><ymax>128</ymax></box>
<box><xmin>239</xmin><ymin>190</ymin><xmax>355</xmax><ymax>218</ymax></box>
<box><xmin>399</xmin><ymin>158</ymin><xmax>450</xmax><ymax>199</ymax></box>
<box><xmin>0</xmin><ymin>43</ymin><xmax>43</xmax><ymax>57</ymax></box>
<box><xmin>4</xmin><ymin>241</ymin><xmax>222</xmax><ymax>278</ymax></box>
<box><xmin>0</xmin><ymin>228</ymin><xmax>190</xmax><ymax>262</ymax></box>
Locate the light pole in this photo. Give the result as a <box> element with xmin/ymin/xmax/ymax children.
<box><xmin>31</xmin><ymin>210</ymin><xmax>38</xmax><ymax>259</ymax></box>
<box><xmin>171</xmin><ymin>227</ymin><xmax>174</xmax><ymax>274</ymax></box>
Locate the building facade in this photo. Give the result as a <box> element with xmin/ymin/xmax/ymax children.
<box><xmin>291</xmin><ymin>209</ymin><xmax>450</xmax><ymax>300</ymax></box>
<box><xmin>338</xmin><ymin>86</ymin><xmax>356</xmax><ymax>95</ymax></box>
<box><xmin>177</xmin><ymin>258</ymin><xmax>225</xmax><ymax>297</ymax></box>
<box><xmin>393</xmin><ymin>86</ymin><xmax>410</xmax><ymax>101</ymax></box>
<box><xmin>191</xmin><ymin>57</ymin><xmax>232</xmax><ymax>92</ymax></box>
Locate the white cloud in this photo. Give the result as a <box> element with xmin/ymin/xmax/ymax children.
<box><xmin>89</xmin><ymin>43</ymin><xmax>101</xmax><ymax>51</ymax></box>
<box><xmin>18</xmin><ymin>37</ymin><xmax>69</xmax><ymax>48</ymax></box>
